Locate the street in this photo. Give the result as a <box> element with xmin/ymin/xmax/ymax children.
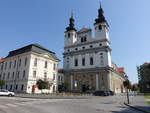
<box><xmin>0</xmin><ymin>95</ymin><xmax>142</xmax><ymax>113</ymax></box>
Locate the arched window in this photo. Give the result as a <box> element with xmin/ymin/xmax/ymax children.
<box><xmin>82</xmin><ymin>58</ymin><xmax>85</xmax><ymax>66</ymax></box>
<box><xmin>74</xmin><ymin>59</ymin><xmax>78</xmax><ymax>66</ymax></box>
<box><xmin>90</xmin><ymin>57</ymin><xmax>93</xmax><ymax>65</ymax></box>
<box><xmin>84</xmin><ymin>37</ymin><xmax>87</xmax><ymax>42</ymax></box>
<box><xmin>99</xmin><ymin>25</ymin><xmax>102</xmax><ymax>30</ymax></box>
<box><xmin>68</xmin><ymin>33</ymin><xmax>70</xmax><ymax>38</ymax></box>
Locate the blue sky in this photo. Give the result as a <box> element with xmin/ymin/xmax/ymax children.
<box><xmin>0</xmin><ymin>0</ymin><xmax>150</xmax><ymax>83</ymax></box>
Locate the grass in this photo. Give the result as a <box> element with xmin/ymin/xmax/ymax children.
<box><xmin>144</xmin><ymin>93</ymin><xmax>150</xmax><ymax>105</ymax></box>
<box><xmin>147</xmin><ymin>101</ymin><xmax>150</xmax><ymax>105</ymax></box>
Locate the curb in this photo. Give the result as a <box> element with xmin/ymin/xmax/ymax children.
<box><xmin>124</xmin><ymin>102</ymin><xmax>150</xmax><ymax>113</ymax></box>
<box><xmin>14</xmin><ymin>95</ymin><xmax>92</xmax><ymax>100</ymax></box>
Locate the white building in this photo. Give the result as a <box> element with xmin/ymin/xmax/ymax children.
<box><xmin>63</xmin><ymin>6</ymin><xmax>125</xmax><ymax>93</ymax></box>
<box><xmin>0</xmin><ymin>44</ymin><xmax>60</xmax><ymax>93</ymax></box>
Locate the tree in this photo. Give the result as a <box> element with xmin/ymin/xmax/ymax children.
<box><xmin>123</xmin><ymin>79</ymin><xmax>130</xmax><ymax>104</ymax></box>
<box><xmin>58</xmin><ymin>83</ymin><xmax>68</xmax><ymax>93</ymax></box>
<box><xmin>131</xmin><ymin>84</ymin><xmax>138</xmax><ymax>91</ymax></box>
<box><xmin>0</xmin><ymin>80</ymin><xmax>5</xmax><ymax>89</ymax></box>
<box><xmin>36</xmin><ymin>79</ymin><xmax>49</xmax><ymax>90</ymax></box>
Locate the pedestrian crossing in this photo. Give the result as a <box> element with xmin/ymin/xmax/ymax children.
<box><xmin>0</xmin><ymin>99</ymin><xmax>66</xmax><ymax>109</ymax></box>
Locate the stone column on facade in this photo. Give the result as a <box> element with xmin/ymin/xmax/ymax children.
<box><xmin>107</xmin><ymin>71</ymin><xmax>111</xmax><ymax>90</ymax></box>
<box><xmin>70</xmin><ymin>75</ymin><xmax>73</xmax><ymax>90</ymax></box>
<box><xmin>96</xmin><ymin>74</ymin><xmax>99</xmax><ymax>90</ymax></box>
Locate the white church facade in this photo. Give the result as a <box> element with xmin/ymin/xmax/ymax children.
<box><xmin>63</xmin><ymin>6</ymin><xmax>125</xmax><ymax>93</ymax></box>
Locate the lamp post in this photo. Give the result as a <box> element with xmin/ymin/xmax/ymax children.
<box><xmin>124</xmin><ymin>75</ymin><xmax>130</xmax><ymax>104</ymax></box>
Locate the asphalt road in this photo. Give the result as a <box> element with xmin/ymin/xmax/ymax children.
<box><xmin>0</xmin><ymin>95</ymin><xmax>142</xmax><ymax>113</ymax></box>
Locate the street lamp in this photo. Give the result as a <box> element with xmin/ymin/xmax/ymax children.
<box><xmin>124</xmin><ymin>75</ymin><xmax>130</xmax><ymax>104</ymax></box>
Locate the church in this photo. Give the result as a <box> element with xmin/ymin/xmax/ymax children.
<box><xmin>63</xmin><ymin>5</ymin><xmax>126</xmax><ymax>93</ymax></box>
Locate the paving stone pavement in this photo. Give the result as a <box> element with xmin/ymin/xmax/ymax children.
<box><xmin>126</xmin><ymin>95</ymin><xmax>150</xmax><ymax>113</ymax></box>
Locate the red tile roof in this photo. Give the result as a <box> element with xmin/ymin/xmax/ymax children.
<box><xmin>0</xmin><ymin>58</ymin><xmax>5</xmax><ymax>63</ymax></box>
<box><xmin>58</xmin><ymin>69</ymin><xmax>64</xmax><ymax>73</ymax></box>
<box><xmin>117</xmin><ymin>67</ymin><xmax>125</xmax><ymax>73</ymax></box>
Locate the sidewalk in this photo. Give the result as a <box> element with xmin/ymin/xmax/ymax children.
<box><xmin>125</xmin><ymin>95</ymin><xmax>150</xmax><ymax>113</ymax></box>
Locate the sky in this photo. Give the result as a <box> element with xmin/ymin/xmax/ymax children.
<box><xmin>0</xmin><ymin>0</ymin><xmax>150</xmax><ymax>83</ymax></box>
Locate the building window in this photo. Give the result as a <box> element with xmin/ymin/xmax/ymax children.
<box><xmin>81</xmin><ymin>37</ymin><xmax>87</xmax><ymax>43</ymax></box>
<box><xmin>10</xmin><ymin>85</ymin><xmax>12</xmax><ymax>91</ymax></box>
<box><xmin>17</xmin><ymin>71</ymin><xmax>20</xmax><ymax>79</ymax></box>
<box><xmin>12</xmin><ymin>72</ymin><xmax>14</xmax><ymax>79</ymax></box>
<box><xmin>25</xmin><ymin>57</ymin><xmax>27</xmax><ymax>66</ymax></box>
<box><xmin>6</xmin><ymin>85</ymin><xmax>8</xmax><ymax>90</ymax></box>
<box><xmin>99</xmin><ymin>43</ymin><xmax>102</xmax><ymax>46</ymax></box>
<box><xmin>74</xmin><ymin>59</ymin><xmax>78</xmax><ymax>67</ymax></box>
<box><xmin>90</xmin><ymin>57</ymin><xmax>93</xmax><ymax>65</ymax></box>
<box><xmin>100</xmin><ymin>55</ymin><xmax>104</xmax><ymax>65</ymax></box>
<box><xmin>3</xmin><ymin>73</ymin><xmax>5</xmax><ymax>80</ymax></box>
<box><xmin>95</xmin><ymin>26</ymin><xmax>97</xmax><ymax>30</ymax></box>
<box><xmin>1</xmin><ymin>64</ymin><xmax>3</xmax><ymax>70</ymax></box>
<box><xmin>82</xmin><ymin>46</ymin><xmax>85</xmax><ymax>49</ymax></box>
<box><xmin>53</xmin><ymin>64</ymin><xmax>56</xmax><ymax>70</ymax></box>
<box><xmin>53</xmin><ymin>74</ymin><xmax>55</xmax><ymax>80</ymax></box>
<box><xmin>99</xmin><ymin>25</ymin><xmax>102</xmax><ymax>30</ymax></box>
<box><xmin>9</xmin><ymin>61</ymin><xmax>12</xmax><ymax>69</ymax></box>
<box><xmin>100</xmin><ymin>53</ymin><xmax>103</xmax><ymax>55</ymax></box>
<box><xmin>68</xmin><ymin>33</ymin><xmax>70</xmax><ymax>38</ymax></box>
<box><xmin>0</xmin><ymin>74</ymin><xmax>1</xmax><ymax>80</ymax></box>
<box><xmin>84</xmin><ymin>37</ymin><xmax>87</xmax><ymax>42</ymax></box>
<box><xmin>19</xmin><ymin>59</ymin><xmax>21</xmax><ymax>67</ymax></box>
<box><xmin>75</xmin><ymin>48</ymin><xmax>78</xmax><ymax>51</ymax></box>
<box><xmin>33</xmin><ymin>71</ymin><xmax>36</xmax><ymax>78</ymax></box>
<box><xmin>100</xmin><ymin>59</ymin><xmax>104</xmax><ymax>65</ymax></box>
<box><xmin>23</xmin><ymin>70</ymin><xmax>25</xmax><ymax>78</ymax></box>
<box><xmin>67</xmin><ymin>49</ymin><xmax>70</xmax><ymax>52</ymax></box>
<box><xmin>45</xmin><ymin>61</ymin><xmax>48</xmax><ymax>68</ymax></box>
<box><xmin>5</xmin><ymin>62</ymin><xmax>7</xmax><ymax>70</ymax></box>
<box><xmin>82</xmin><ymin>58</ymin><xmax>85</xmax><ymax>66</ymax></box>
<box><xmin>90</xmin><ymin>45</ymin><xmax>93</xmax><ymax>48</ymax></box>
<box><xmin>21</xmin><ymin>84</ymin><xmax>24</xmax><ymax>91</ymax></box>
<box><xmin>14</xmin><ymin>60</ymin><xmax>16</xmax><ymax>68</ymax></box>
<box><xmin>15</xmin><ymin>85</ymin><xmax>18</xmax><ymax>90</ymax></box>
<box><xmin>81</xmin><ymin>37</ymin><xmax>84</xmax><ymax>42</ymax></box>
<box><xmin>34</xmin><ymin>58</ymin><xmax>37</xmax><ymax>67</ymax></box>
<box><xmin>7</xmin><ymin>72</ymin><xmax>10</xmax><ymax>79</ymax></box>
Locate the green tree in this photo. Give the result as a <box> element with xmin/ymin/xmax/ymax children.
<box><xmin>131</xmin><ymin>84</ymin><xmax>138</xmax><ymax>91</ymax></box>
<box><xmin>36</xmin><ymin>79</ymin><xmax>49</xmax><ymax>90</ymax></box>
<box><xmin>0</xmin><ymin>80</ymin><xmax>5</xmax><ymax>89</ymax></box>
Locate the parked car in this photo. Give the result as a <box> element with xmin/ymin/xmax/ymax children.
<box><xmin>106</xmin><ymin>90</ymin><xmax>114</xmax><ymax>96</ymax></box>
<box><xmin>0</xmin><ymin>89</ymin><xmax>15</xmax><ymax>97</ymax></box>
<box><xmin>93</xmin><ymin>91</ymin><xmax>109</xmax><ymax>96</ymax></box>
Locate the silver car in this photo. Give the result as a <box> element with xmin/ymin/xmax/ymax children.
<box><xmin>0</xmin><ymin>89</ymin><xmax>15</xmax><ymax>97</ymax></box>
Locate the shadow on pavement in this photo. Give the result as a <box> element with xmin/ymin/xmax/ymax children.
<box><xmin>111</xmin><ymin>105</ymin><xmax>150</xmax><ymax>113</ymax></box>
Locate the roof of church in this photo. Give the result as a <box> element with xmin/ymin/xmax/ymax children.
<box><xmin>6</xmin><ymin>44</ymin><xmax>60</xmax><ymax>61</ymax></box>
<box><xmin>77</xmin><ymin>28</ymin><xmax>91</xmax><ymax>34</ymax></box>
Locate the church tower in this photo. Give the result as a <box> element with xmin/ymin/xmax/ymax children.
<box><xmin>63</xmin><ymin>4</ymin><xmax>125</xmax><ymax>94</ymax></box>
<box><xmin>64</xmin><ymin>14</ymin><xmax>77</xmax><ymax>46</ymax></box>
<box><xmin>94</xmin><ymin>4</ymin><xmax>112</xmax><ymax>67</ymax></box>
<box><xmin>94</xmin><ymin>4</ymin><xmax>109</xmax><ymax>41</ymax></box>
